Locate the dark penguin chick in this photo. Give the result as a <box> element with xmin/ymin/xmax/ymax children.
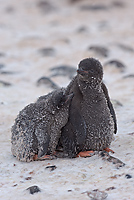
<box><xmin>11</xmin><ymin>90</ymin><xmax>73</xmax><ymax>162</ymax></box>
<box><xmin>58</xmin><ymin>58</ymin><xmax>117</xmax><ymax>158</ymax></box>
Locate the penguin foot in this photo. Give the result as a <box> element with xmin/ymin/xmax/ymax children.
<box><xmin>76</xmin><ymin>151</ymin><xmax>95</xmax><ymax>157</ymax></box>
<box><xmin>104</xmin><ymin>147</ymin><xmax>114</xmax><ymax>153</ymax></box>
<box><xmin>33</xmin><ymin>154</ymin><xmax>53</xmax><ymax>161</ymax></box>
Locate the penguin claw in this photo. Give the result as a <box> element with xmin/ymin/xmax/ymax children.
<box><xmin>76</xmin><ymin>151</ymin><xmax>95</xmax><ymax>157</ymax></box>
<box><xmin>104</xmin><ymin>147</ymin><xmax>115</xmax><ymax>153</ymax></box>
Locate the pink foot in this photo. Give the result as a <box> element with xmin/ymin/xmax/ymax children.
<box><xmin>104</xmin><ymin>147</ymin><xmax>114</xmax><ymax>153</ymax></box>
<box><xmin>77</xmin><ymin>151</ymin><xmax>94</xmax><ymax>157</ymax></box>
<box><xmin>33</xmin><ymin>154</ymin><xmax>51</xmax><ymax>161</ymax></box>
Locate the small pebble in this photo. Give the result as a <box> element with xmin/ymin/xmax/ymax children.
<box><xmin>45</xmin><ymin>165</ymin><xmax>57</xmax><ymax>171</ymax></box>
<box><xmin>67</xmin><ymin>190</ymin><xmax>72</xmax><ymax>192</ymax></box>
<box><xmin>12</xmin><ymin>184</ymin><xmax>17</xmax><ymax>187</ymax></box>
<box><xmin>27</xmin><ymin>185</ymin><xmax>41</xmax><ymax>195</ymax></box>
<box><xmin>38</xmin><ymin>47</ymin><xmax>56</xmax><ymax>56</ymax></box>
<box><xmin>125</xmin><ymin>174</ymin><xmax>132</xmax><ymax>179</ymax></box>
<box><xmin>88</xmin><ymin>45</ymin><xmax>109</xmax><ymax>57</ymax></box>
<box><xmin>105</xmin><ymin>186</ymin><xmax>116</xmax><ymax>191</ymax></box>
<box><xmin>25</xmin><ymin>177</ymin><xmax>32</xmax><ymax>180</ymax></box>
<box><xmin>36</xmin><ymin>76</ymin><xmax>59</xmax><ymax>89</ymax></box>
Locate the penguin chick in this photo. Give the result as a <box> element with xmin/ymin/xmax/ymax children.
<box><xmin>11</xmin><ymin>90</ymin><xmax>73</xmax><ymax>162</ymax></box>
<box><xmin>59</xmin><ymin>58</ymin><xmax>117</xmax><ymax>158</ymax></box>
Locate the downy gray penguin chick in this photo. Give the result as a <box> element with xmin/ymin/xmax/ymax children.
<box><xmin>11</xmin><ymin>90</ymin><xmax>73</xmax><ymax>162</ymax></box>
<box><xmin>58</xmin><ymin>58</ymin><xmax>117</xmax><ymax>158</ymax></box>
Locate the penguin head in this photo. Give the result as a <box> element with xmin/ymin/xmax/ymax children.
<box><xmin>77</xmin><ymin>58</ymin><xmax>103</xmax><ymax>83</ymax></box>
<box><xmin>57</xmin><ymin>93</ymin><xmax>74</xmax><ymax>108</ymax></box>
<box><xmin>52</xmin><ymin>92</ymin><xmax>74</xmax><ymax>109</ymax></box>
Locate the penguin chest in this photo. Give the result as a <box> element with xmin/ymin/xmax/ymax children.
<box><xmin>81</xmin><ymin>98</ymin><xmax>114</xmax><ymax>151</ymax></box>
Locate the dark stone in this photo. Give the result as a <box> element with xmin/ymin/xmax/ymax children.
<box><xmin>70</xmin><ymin>0</ymin><xmax>81</xmax><ymax>3</ymax></box>
<box><xmin>50</xmin><ymin>65</ymin><xmax>76</xmax><ymax>79</ymax></box>
<box><xmin>112</xmin><ymin>1</ymin><xmax>125</xmax><ymax>8</ymax></box>
<box><xmin>99</xmin><ymin>151</ymin><xmax>125</xmax><ymax>169</ymax></box>
<box><xmin>45</xmin><ymin>165</ymin><xmax>57</xmax><ymax>171</ymax></box>
<box><xmin>27</xmin><ymin>185</ymin><xmax>41</xmax><ymax>195</ymax></box>
<box><xmin>123</xmin><ymin>74</ymin><xmax>134</xmax><ymax>79</ymax></box>
<box><xmin>0</xmin><ymin>71</ymin><xmax>16</xmax><ymax>75</ymax></box>
<box><xmin>37</xmin><ymin>0</ymin><xmax>56</xmax><ymax>13</ymax></box>
<box><xmin>117</xmin><ymin>43</ymin><xmax>134</xmax><ymax>52</ymax></box>
<box><xmin>76</xmin><ymin>26</ymin><xmax>88</xmax><ymax>33</ymax></box>
<box><xmin>125</xmin><ymin>174</ymin><xmax>132</xmax><ymax>179</ymax></box>
<box><xmin>38</xmin><ymin>47</ymin><xmax>56</xmax><ymax>56</ymax></box>
<box><xmin>5</xmin><ymin>6</ymin><xmax>15</xmax><ymax>13</ymax></box>
<box><xmin>36</xmin><ymin>76</ymin><xmax>59</xmax><ymax>89</ymax></box>
<box><xmin>80</xmin><ymin>4</ymin><xmax>108</xmax><ymax>11</ymax></box>
<box><xmin>128</xmin><ymin>132</ymin><xmax>134</xmax><ymax>136</ymax></box>
<box><xmin>0</xmin><ymin>80</ymin><xmax>12</xmax><ymax>86</ymax></box>
<box><xmin>104</xmin><ymin>60</ymin><xmax>126</xmax><ymax>72</ymax></box>
<box><xmin>106</xmin><ymin>155</ymin><xmax>125</xmax><ymax>168</ymax></box>
<box><xmin>88</xmin><ymin>45</ymin><xmax>109</xmax><ymax>57</ymax></box>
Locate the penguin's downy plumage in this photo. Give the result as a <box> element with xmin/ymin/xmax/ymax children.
<box><xmin>58</xmin><ymin>58</ymin><xmax>117</xmax><ymax>158</ymax></box>
<box><xmin>11</xmin><ymin>89</ymin><xmax>73</xmax><ymax>162</ymax></box>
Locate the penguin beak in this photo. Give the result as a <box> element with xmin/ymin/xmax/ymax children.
<box><xmin>77</xmin><ymin>69</ymin><xmax>88</xmax><ymax>75</ymax></box>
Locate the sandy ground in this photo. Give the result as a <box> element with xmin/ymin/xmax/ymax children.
<box><xmin>0</xmin><ymin>0</ymin><xmax>134</xmax><ymax>199</ymax></box>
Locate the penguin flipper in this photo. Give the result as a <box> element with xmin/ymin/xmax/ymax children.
<box><xmin>101</xmin><ymin>82</ymin><xmax>117</xmax><ymax>134</ymax></box>
<box><xmin>60</xmin><ymin>109</ymin><xmax>86</xmax><ymax>158</ymax></box>
<box><xmin>34</xmin><ymin>123</ymin><xmax>50</xmax><ymax>158</ymax></box>
<box><xmin>60</xmin><ymin>122</ymin><xmax>77</xmax><ymax>158</ymax></box>
<box><xmin>70</xmin><ymin>109</ymin><xmax>87</xmax><ymax>148</ymax></box>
